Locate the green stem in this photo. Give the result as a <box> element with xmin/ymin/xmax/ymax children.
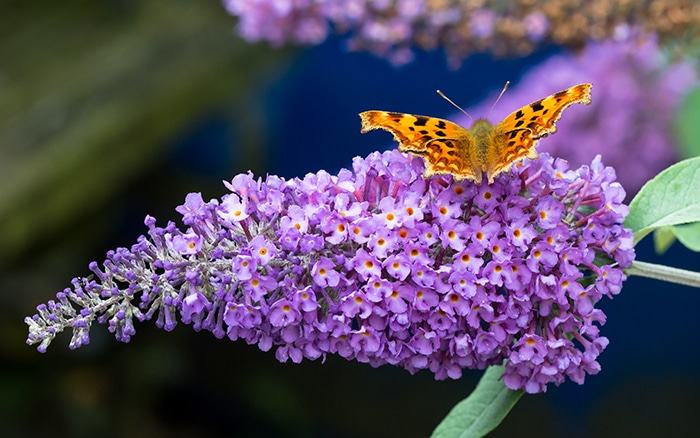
<box><xmin>627</xmin><ymin>260</ymin><xmax>700</xmax><ymax>288</ymax></box>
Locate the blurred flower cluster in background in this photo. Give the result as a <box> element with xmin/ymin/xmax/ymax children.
<box><xmin>225</xmin><ymin>0</ymin><xmax>700</xmax><ymax>65</ymax></box>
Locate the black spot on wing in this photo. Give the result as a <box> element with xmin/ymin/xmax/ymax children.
<box><xmin>414</xmin><ymin>116</ymin><xmax>429</xmax><ymax>126</ymax></box>
<box><xmin>515</xmin><ymin>109</ymin><xmax>524</xmax><ymax>119</ymax></box>
<box><xmin>435</xmin><ymin>130</ymin><xmax>446</xmax><ymax>137</ymax></box>
<box><xmin>388</xmin><ymin>112</ymin><xmax>403</xmax><ymax>118</ymax></box>
<box><xmin>436</xmin><ymin>120</ymin><xmax>447</xmax><ymax>129</ymax></box>
<box><xmin>530</xmin><ymin>100</ymin><xmax>544</xmax><ymax>112</ymax></box>
<box><xmin>514</xmin><ymin>120</ymin><xmax>524</xmax><ymax>128</ymax></box>
<box><xmin>553</xmin><ymin>90</ymin><xmax>568</xmax><ymax>98</ymax></box>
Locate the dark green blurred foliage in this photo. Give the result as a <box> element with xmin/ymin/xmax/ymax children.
<box><xmin>0</xmin><ymin>0</ymin><xmax>284</xmax><ymax>264</ymax></box>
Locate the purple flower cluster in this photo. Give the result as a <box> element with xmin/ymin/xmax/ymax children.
<box><xmin>26</xmin><ymin>149</ymin><xmax>634</xmax><ymax>393</ymax></box>
<box><xmin>456</xmin><ymin>35</ymin><xmax>697</xmax><ymax>198</ymax></box>
<box><xmin>222</xmin><ymin>0</ymin><xmax>700</xmax><ymax>65</ymax></box>
<box><xmin>223</xmin><ymin>0</ymin><xmax>428</xmax><ymax>65</ymax></box>
<box><xmin>222</xmin><ymin>0</ymin><xmax>556</xmax><ymax>65</ymax></box>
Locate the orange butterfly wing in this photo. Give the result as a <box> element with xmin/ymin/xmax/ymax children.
<box><xmin>486</xmin><ymin>83</ymin><xmax>593</xmax><ymax>182</ymax></box>
<box><xmin>360</xmin><ymin>83</ymin><xmax>592</xmax><ymax>185</ymax></box>
<box><xmin>359</xmin><ymin>111</ymin><xmax>482</xmax><ymax>182</ymax></box>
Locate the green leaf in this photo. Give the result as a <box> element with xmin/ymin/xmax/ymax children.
<box><xmin>431</xmin><ymin>366</ymin><xmax>523</xmax><ymax>438</ymax></box>
<box><xmin>653</xmin><ymin>227</ymin><xmax>677</xmax><ymax>254</ymax></box>
<box><xmin>675</xmin><ymin>85</ymin><xmax>700</xmax><ymax>159</ymax></box>
<box><xmin>626</xmin><ymin>157</ymin><xmax>700</xmax><ymax>244</ymax></box>
<box><xmin>669</xmin><ymin>221</ymin><xmax>700</xmax><ymax>251</ymax></box>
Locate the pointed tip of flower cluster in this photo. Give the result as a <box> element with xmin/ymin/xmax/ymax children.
<box><xmin>26</xmin><ymin>148</ymin><xmax>634</xmax><ymax>393</ymax></box>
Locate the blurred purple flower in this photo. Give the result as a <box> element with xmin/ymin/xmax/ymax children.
<box><xmin>222</xmin><ymin>1</ymin><xmax>700</xmax><ymax>64</ymax></box>
<box><xmin>453</xmin><ymin>35</ymin><xmax>697</xmax><ymax>198</ymax></box>
<box><xmin>26</xmin><ymin>149</ymin><xmax>634</xmax><ymax>393</ymax></box>
<box><xmin>224</xmin><ymin>0</ymin><xmax>330</xmax><ymax>46</ymax></box>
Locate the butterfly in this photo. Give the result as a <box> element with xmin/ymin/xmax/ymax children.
<box><xmin>359</xmin><ymin>83</ymin><xmax>592</xmax><ymax>185</ymax></box>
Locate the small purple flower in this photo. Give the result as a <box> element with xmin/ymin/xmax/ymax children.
<box><xmin>535</xmin><ymin>197</ymin><xmax>565</xmax><ymax>230</ymax></box>
<box><xmin>322</xmin><ymin>212</ymin><xmax>350</xmax><ymax>245</ymax></box>
<box><xmin>248</xmin><ymin>235</ymin><xmax>276</xmax><ymax>264</ymax></box>
<box><xmin>397</xmin><ymin>191</ymin><xmax>424</xmax><ymax>226</ymax></box>
<box><xmin>311</xmin><ymin>257</ymin><xmax>341</xmax><ymax>288</ymax></box>
<box><xmin>269</xmin><ymin>299</ymin><xmax>301</xmax><ymax>327</ymax></box>
<box><xmin>295</xmin><ymin>287</ymin><xmax>318</xmax><ymax>315</ymax></box>
<box><xmin>440</xmin><ymin>219</ymin><xmax>469</xmax><ymax>251</ymax></box>
<box><xmin>245</xmin><ymin>273</ymin><xmax>277</xmax><ymax>302</ymax></box>
<box><xmin>468</xmin><ymin>217</ymin><xmax>501</xmax><ymax>250</ymax></box>
<box><xmin>175</xmin><ymin>192</ymin><xmax>208</xmax><ymax>225</ymax></box>
<box><xmin>341</xmin><ymin>292</ymin><xmax>373</xmax><ymax>319</ymax></box>
<box><xmin>410</xmin><ymin>262</ymin><xmax>436</xmax><ymax>287</ymax></box>
<box><xmin>367</xmin><ymin>228</ymin><xmax>396</xmax><ymax>259</ymax></box>
<box><xmin>182</xmin><ymin>292</ymin><xmax>210</xmax><ymax>321</ymax></box>
<box><xmin>218</xmin><ymin>193</ymin><xmax>249</xmax><ymax>222</ymax></box>
<box><xmin>26</xmin><ymin>149</ymin><xmax>634</xmax><ymax>394</ymax></box>
<box><xmin>448</xmin><ymin>270</ymin><xmax>477</xmax><ymax>298</ymax></box>
<box><xmin>170</xmin><ymin>232</ymin><xmax>203</xmax><ymax>255</ymax></box>
<box><xmin>280</xmin><ymin>205</ymin><xmax>308</xmax><ymax>234</ymax></box>
<box><xmin>384</xmin><ymin>285</ymin><xmax>410</xmax><ymax>314</ymax></box>
<box><xmin>351</xmin><ymin>249</ymin><xmax>382</xmax><ymax>280</ymax></box>
<box><xmin>383</xmin><ymin>253</ymin><xmax>411</xmax><ymax>280</ymax></box>
<box><xmin>232</xmin><ymin>255</ymin><xmax>256</xmax><ymax>281</ymax></box>
<box><xmin>452</xmin><ymin>245</ymin><xmax>485</xmax><ymax>274</ymax></box>
<box><xmin>507</xmin><ymin>217</ymin><xmax>538</xmax><ymax>251</ymax></box>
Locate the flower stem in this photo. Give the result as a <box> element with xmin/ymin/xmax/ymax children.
<box><xmin>627</xmin><ymin>260</ymin><xmax>700</xmax><ymax>288</ymax></box>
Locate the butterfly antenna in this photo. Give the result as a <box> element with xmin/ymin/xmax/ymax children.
<box><xmin>487</xmin><ymin>81</ymin><xmax>510</xmax><ymax>118</ymax></box>
<box><xmin>437</xmin><ymin>90</ymin><xmax>473</xmax><ymax>121</ymax></box>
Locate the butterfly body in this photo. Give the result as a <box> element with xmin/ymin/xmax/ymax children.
<box><xmin>360</xmin><ymin>83</ymin><xmax>592</xmax><ymax>185</ymax></box>
<box><xmin>469</xmin><ymin>118</ymin><xmax>498</xmax><ymax>170</ymax></box>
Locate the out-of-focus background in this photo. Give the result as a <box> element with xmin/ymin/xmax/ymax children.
<box><xmin>3</xmin><ymin>1</ymin><xmax>700</xmax><ymax>437</ymax></box>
